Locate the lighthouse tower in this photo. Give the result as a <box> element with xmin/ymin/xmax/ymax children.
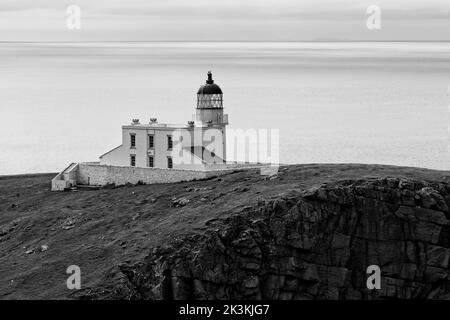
<box><xmin>195</xmin><ymin>71</ymin><xmax>228</xmax><ymax>162</ymax></box>
<box><xmin>195</xmin><ymin>71</ymin><xmax>228</xmax><ymax>124</ymax></box>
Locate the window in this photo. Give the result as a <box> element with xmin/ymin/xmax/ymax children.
<box><xmin>167</xmin><ymin>135</ymin><xmax>173</xmax><ymax>150</ymax></box>
<box><xmin>130</xmin><ymin>133</ymin><xmax>136</xmax><ymax>148</ymax></box>
<box><xmin>148</xmin><ymin>156</ymin><xmax>154</xmax><ymax>168</ymax></box>
<box><xmin>167</xmin><ymin>156</ymin><xmax>173</xmax><ymax>169</ymax></box>
<box><xmin>130</xmin><ymin>154</ymin><xmax>136</xmax><ymax>167</ymax></box>
<box><xmin>148</xmin><ymin>135</ymin><xmax>154</xmax><ymax>149</ymax></box>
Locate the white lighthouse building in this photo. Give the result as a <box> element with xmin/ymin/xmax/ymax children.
<box><xmin>52</xmin><ymin>71</ymin><xmax>238</xmax><ymax>190</ymax></box>
<box><xmin>99</xmin><ymin>71</ymin><xmax>228</xmax><ymax>170</ymax></box>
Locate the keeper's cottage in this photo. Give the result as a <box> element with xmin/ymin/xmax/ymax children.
<box><xmin>52</xmin><ymin>71</ymin><xmax>239</xmax><ymax>191</ymax></box>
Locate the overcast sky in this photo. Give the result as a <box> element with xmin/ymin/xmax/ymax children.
<box><xmin>0</xmin><ymin>0</ymin><xmax>448</xmax><ymax>41</ymax></box>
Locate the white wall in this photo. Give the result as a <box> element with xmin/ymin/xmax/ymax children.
<box><xmin>100</xmin><ymin>124</ymin><xmax>227</xmax><ymax>170</ymax></box>
<box><xmin>77</xmin><ymin>163</ymin><xmax>229</xmax><ymax>186</ymax></box>
<box><xmin>51</xmin><ymin>161</ymin><xmax>266</xmax><ymax>190</ymax></box>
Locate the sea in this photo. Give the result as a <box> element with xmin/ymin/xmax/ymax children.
<box><xmin>0</xmin><ymin>41</ymin><xmax>449</xmax><ymax>175</ymax></box>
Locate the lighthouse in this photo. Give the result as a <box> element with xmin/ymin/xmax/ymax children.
<box><xmin>51</xmin><ymin>70</ymin><xmax>268</xmax><ymax>191</ymax></box>
<box><xmin>196</xmin><ymin>71</ymin><xmax>227</xmax><ymax>124</ymax></box>
<box><xmin>194</xmin><ymin>71</ymin><xmax>228</xmax><ymax>162</ymax></box>
<box><xmin>95</xmin><ymin>71</ymin><xmax>228</xmax><ymax>169</ymax></box>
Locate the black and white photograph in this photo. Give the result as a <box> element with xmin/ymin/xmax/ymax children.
<box><xmin>0</xmin><ymin>0</ymin><xmax>450</xmax><ymax>314</ymax></box>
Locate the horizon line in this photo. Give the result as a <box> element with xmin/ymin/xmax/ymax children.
<box><xmin>0</xmin><ymin>40</ymin><xmax>449</xmax><ymax>44</ymax></box>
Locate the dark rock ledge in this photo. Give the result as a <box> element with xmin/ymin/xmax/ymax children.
<box><xmin>98</xmin><ymin>178</ymin><xmax>450</xmax><ymax>300</ymax></box>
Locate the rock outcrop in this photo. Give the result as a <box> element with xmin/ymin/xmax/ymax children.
<box><xmin>111</xmin><ymin>178</ymin><xmax>450</xmax><ymax>300</ymax></box>
<box><xmin>2</xmin><ymin>165</ymin><xmax>450</xmax><ymax>300</ymax></box>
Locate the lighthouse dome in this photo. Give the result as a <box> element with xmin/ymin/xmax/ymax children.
<box><xmin>197</xmin><ymin>71</ymin><xmax>223</xmax><ymax>95</ymax></box>
<box><xmin>197</xmin><ymin>83</ymin><xmax>222</xmax><ymax>95</ymax></box>
<box><xmin>197</xmin><ymin>71</ymin><xmax>223</xmax><ymax>108</ymax></box>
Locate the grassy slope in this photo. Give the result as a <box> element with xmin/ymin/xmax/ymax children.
<box><xmin>0</xmin><ymin>164</ymin><xmax>449</xmax><ymax>299</ymax></box>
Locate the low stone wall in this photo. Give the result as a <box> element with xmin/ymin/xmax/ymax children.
<box><xmin>52</xmin><ymin>162</ymin><xmax>273</xmax><ymax>190</ymax></box>
<box><xmin>77</xmin><ymin>163</ymin><xmax>223</xmax><ymax>186</ymax></box>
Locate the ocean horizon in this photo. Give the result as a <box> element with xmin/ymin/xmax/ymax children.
<box><xmin>0</xmin><ymin>41</ymin><xmax>449</xmax><ymax>175</ymax></box>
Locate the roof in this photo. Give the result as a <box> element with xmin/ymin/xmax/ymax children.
<box><xmin>197</xmin><ymin>83</ymin><xmax>222</xmax><ymax>95</ymax></box>
<box><xmin>99</xmin><ymin>145</ymin><xmax>122</xmax><ymax>158</ymax></box>
<box><xmin>197</xmin><ymin>71</ymin><xmax>223</xmax><ymax>95</ymax></box>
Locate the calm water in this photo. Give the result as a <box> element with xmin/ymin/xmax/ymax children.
<box><xmin>0</xmin><ymin>42</ymin><xmax>449</xmax><ymax>175</ymax></box>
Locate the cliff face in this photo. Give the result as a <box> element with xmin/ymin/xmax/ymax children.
<box><xmin>113</xmin><ymin>177</ymin><xmax>450</xmax><ymax>300</ymax></box>
<box><xmin>2</xmin><ymin>165</ymin><xmax>450</xmax><ymax>300</ymax></box>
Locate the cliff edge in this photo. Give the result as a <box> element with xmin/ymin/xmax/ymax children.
<box><xmin>1</xmin><ymin>164</ymin><xmax>450</xmax><ymax>299</ymax></box>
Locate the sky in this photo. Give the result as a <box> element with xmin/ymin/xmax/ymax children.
<box><xmin>0</xmin><ymin>0</ymin><xmax>448</xmax><ymax>41</ymax></box>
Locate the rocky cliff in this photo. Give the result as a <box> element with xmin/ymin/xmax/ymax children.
<box><xmin>1</xmin><ymin>164</ymin><xmax>450</xmax><ymax>299</ymax></box>
<box><xmin>108</xmin><ymin>176</ymin><xmax>450</xmax><ymax>299</ymax></box>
